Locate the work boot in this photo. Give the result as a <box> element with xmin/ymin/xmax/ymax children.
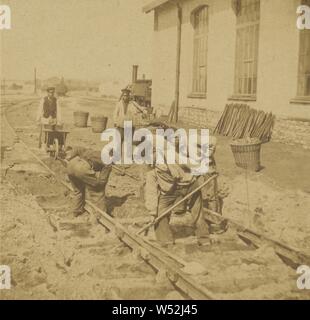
<box><xmin>209</xmin><ymin>220</ymin><xmax>228</xmax><ymax>234</ymax></box>
<box><xmin>59</xmin><ymin>211</ymin><xmax>91</xmax><ymax>232</ymax></box>
<box><xmin>75</xmin><ymin>210</ymin><xmax>87</xmax><ymax>217</ymax></box>
<box><xmin>197</xmin><ymin>237</ymin><xmax>211</xmax><ymax>247</ymax></box>
<box><xmin>158</xmin><ymin>240</ymin><xmax>175</xmax><ymax>249</ymax></box>
<box><xmin>66</xmin><ymin>210</ymin><xmax>86</xmax><ymax>219</ymax></box>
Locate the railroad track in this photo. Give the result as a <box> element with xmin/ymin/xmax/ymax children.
<box><xmin>1</xmin><ymin>98</ymin><xmax>309</xmax><ymax>300</ymax></box>
<box><xmin>1</xmin><ymin>98</ymin><xmax>215</xmax><ymax>299</ymax></box>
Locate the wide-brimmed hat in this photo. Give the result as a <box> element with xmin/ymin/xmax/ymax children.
<box><xmin>121</xmin><ymin>86</ymin><xmax>131</xmax><ymax>94</ymax></box>
<box><xmin>47</xmin><ymin>87</ymin><xmax>55</xmax><ymax>93</ymax></box>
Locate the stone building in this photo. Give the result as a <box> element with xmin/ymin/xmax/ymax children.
<box><xmin>143</xmin><ymin>0</ymin><xmax>310</xmax><ymax>125</ymax></box>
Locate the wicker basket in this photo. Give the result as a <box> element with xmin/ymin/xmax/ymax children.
<box><xmin>230</xmin><ymin>139</ymin><xmax>262</xmax><ymax>172</ymax></box>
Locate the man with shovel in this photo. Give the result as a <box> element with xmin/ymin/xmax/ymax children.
<box><xmin>144</xmin><ymin>145</ymin><xmax>214</xmax><ymax>247</ymax></box>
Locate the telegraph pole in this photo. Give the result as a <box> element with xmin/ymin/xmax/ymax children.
<box><xmin>1</xmin><ymin>78</ymin><xmax>6</xmax><ymax>106</ymax></box>
<box><xmin>34</xmin><ymin>68</ymin><xmax>37</xmax><ymax>94</ymax></box>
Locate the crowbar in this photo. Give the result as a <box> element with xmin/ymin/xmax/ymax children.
<box><xmin>109</xmin><ymin>174</ymin><xmax>218</xmax><ymax>253</ymax></box>
<box><xmin>112</xmin><ymin>165</ymin><xmax>140</xmax><ymax>181</ymax></box>
<box><xmin>137</xmin><ymin>174</ymin><xmax>219</xmax><ymax>235</ymax></box>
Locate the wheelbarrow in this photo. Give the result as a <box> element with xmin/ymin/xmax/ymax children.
<box><xmin>42</xmin><ymin>124</ymin><xmax>70</xmax><ymax>160</ymax></box>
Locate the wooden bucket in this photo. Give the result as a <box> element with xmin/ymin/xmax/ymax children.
<box><xmin>91</xmin><ymin>115</ymin><xmax>108</xmax><ymax>133</ymax></box>
<box><xmin>74</xmin><ymin>111</ymin><xmax>89</xmax><ymax>128</ymax></box>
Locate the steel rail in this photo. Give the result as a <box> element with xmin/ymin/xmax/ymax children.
<box><xmin>87</xmin><ymin>202</ymin><xmax>216</xmax><ymax>300</ymax></box>
<box><xmin>6</xmin><ymin>99</ymin><xmax>310</xmax><ymax>295</ymax></box>
<box><xmin>204</xmin><ymin>208</ymin><xmax>310</xmax><ymax>268</ymax></box>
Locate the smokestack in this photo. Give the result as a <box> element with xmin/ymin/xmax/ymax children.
<box><xmin>132</xmin><ymin>65</ymin><xmax>138</xmax><ymax>83</ymax></box>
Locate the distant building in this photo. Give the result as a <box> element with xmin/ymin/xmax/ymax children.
<box><xmin>9</xmin><ymin>83</ymin><xmax>23</xmax><ymax>90</ymax></box>
<box><xmin>56</xmin><ymin>77</ymin><xmax>68</xmax><ymax>96</ymax></box>
<box><xmin>143</xmin><ymin>0</ymin><xmax>310</xmax><ymax>120</ymax></box>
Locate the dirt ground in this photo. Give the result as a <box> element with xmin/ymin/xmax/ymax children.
<box><xmin>0</xmin><ymin>180</ymin><xmax>174</xmax><ymax>300</ymax></box>
<box><xmin>0</xmin><ymin>99</ymin><xmax>177</xmax><ymax>300</ymax></box>
<box><xmin>1</xmin><ymin>94</ymin><xmax>310</xmax><ymax>300</ymax></box>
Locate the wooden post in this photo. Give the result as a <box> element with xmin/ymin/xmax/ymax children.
<box><xmin>173</xmin><ymin>3</ymin><xmax>182</xmax><ymax>123</ymax></box>
<box><xmin>34</xmin><ymin>68</ymin><xmax>37</xmax><ymax>94</ymax></box>
<box><xmin>3</xmin><ymin>79</ymin><xmax>5</xmax><ymax>97</ymax></box>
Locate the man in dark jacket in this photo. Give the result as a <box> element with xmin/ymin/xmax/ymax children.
<box><xmin>37</xmin><ymin>87</ymin><xmax>62</xmax><ymax>125</ymax></box>
<box><xmin>36</xmin><ymin>87</ymin><xmax>62</xmax><ymax>148</ymax></box>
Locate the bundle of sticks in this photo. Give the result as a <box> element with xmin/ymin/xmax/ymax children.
<box><xmin>168</xmin><ymin>100</ymin><xmax>177</xmax><ymax>123</ymax></box>
<box><xmin>214</xmin><ymin>104</ymin><xmax>276</xmax><ymax>142</ymax></box>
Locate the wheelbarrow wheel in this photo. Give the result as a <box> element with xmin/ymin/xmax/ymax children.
<box><xmin>53</xmin><ymin>138</ymin><xmax>59</xmax><ymax>160</ymax></box>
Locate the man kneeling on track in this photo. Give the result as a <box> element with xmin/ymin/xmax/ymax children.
<box><xmin>64</xmin><ymin>146</ymin><xmax>112</xmax><ymax>218</ymax></box>
<box><xmin>144</xmin><ymin>140</ymin><xmax>214</xmax><ymax>247</ymax></box>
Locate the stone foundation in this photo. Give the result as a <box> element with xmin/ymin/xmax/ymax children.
<box><xmin>175</xmin><ymin>106</ymin><xmax>310</xmax><ymax>149</ymax></box>
<box><xmin>272</xmin><ymin>118</ymin><xmax>310</xmax><ymax>150</ymax></box>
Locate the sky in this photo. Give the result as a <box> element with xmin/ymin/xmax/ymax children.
<box><xmin>0</xmin><ymin>0</ymin><xmax>154</xmax><ymax>83</ymax></box>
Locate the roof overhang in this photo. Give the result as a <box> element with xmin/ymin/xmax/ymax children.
<box><xmin>142</xmin><ymin>0</ymin><xmax>171</xmax><ymax>13</ymax></box>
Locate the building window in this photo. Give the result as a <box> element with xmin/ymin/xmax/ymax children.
<box><xmin>192</xmin><ymin>6</ymin><xmax>208</xmax><ymax>95</ymax></box>
<box><xmin>297</xmin><ymin>0</ymin><xmax>310</xmax><ymax>99</ymax></box>
<box><xmin>234</xmin><ymin>0</ymin><xmax>260</xmax><ymax>97</ymax></box>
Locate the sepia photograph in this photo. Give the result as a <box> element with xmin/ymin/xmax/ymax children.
<box><xmin>0</xmin><ymin>0</ymin><xmax>310</xmax><ymax>303</ymax></box>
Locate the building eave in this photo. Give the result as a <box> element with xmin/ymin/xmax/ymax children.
<box><xmin>142</xmin><ymin>0</ymin><xmax>171</xmax><ymax>13</ymax></box>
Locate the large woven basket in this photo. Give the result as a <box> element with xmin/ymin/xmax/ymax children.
<box><xmin>230</xmin><ymin>139</ymin><xmax>262</xmax><ymax>172</ymax></box>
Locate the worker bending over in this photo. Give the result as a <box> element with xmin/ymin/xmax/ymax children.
<box><xmin>144</xmin><ymin>138</ymin><xmax>219</xmax><ymax>246</ymax></box>
<box><xmin>65</xmin><ymin>146</ymin><xmax>112</xmax><ymax>217</ymax></box>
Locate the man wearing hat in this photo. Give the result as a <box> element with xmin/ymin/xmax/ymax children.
<box><xmin>64</xmin><ymin>145</ymin><xmax>112</xmax><ymax>217</ymax></box>
<box><xmin>144</xmin><ymin>140</ymin><xmax>212</xmax><ymax>247</ymax></box>
<box><xmin>36</xmin><ymin>87</ymin><xmax>62</xmax><ymax>148</ymax></box>
<box><xmin>113</xmin><ymin>87</ymin><xmax>145</xmax><ymax>142</ymax></box>
<box><xmin>144</xmin><ymin>135</ymin><xmax>225</xmax><ymax>247</ymax></box>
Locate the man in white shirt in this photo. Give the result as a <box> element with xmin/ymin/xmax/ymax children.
<box><xmin>113</xmin><ymin>87</ymin><xmax>144</xmax><ymax>140</ymax></box>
